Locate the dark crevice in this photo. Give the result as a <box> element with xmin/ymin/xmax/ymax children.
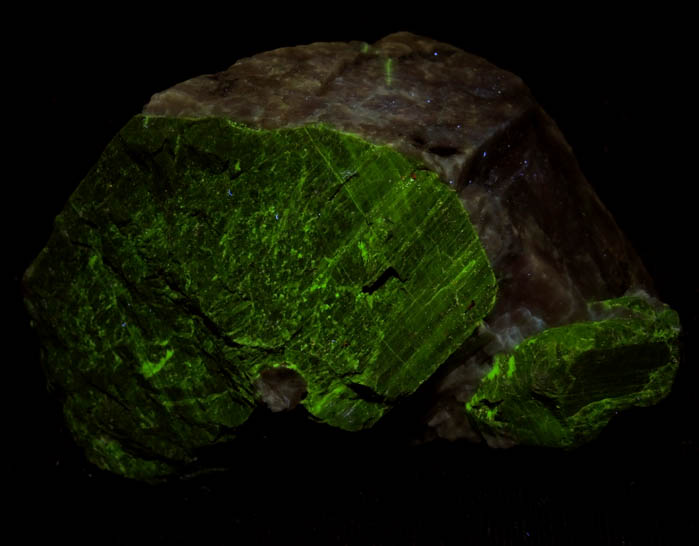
<box><xmin>410</xmin><ymin>133</ymin><xmax>426</xmax><ymax>148</ymax></box>
<box><xmin>347</xmin><ymin>382</ymin><xmax>386</xmax><ymax>404</ymax></box>
<box><xmin>68</xmin><ymin>225</ymin><xmax>281</xmax><ymax>394</ymax></box>
<box><xmin>91</xmin><ymin>420</ymin><xmax>184</xmax><ymax>473</ymax></box>
<box><xmin>284</xmin><ymin>325</ymin><xmax>305</xmax><ymax>345</ymax></box>
<box><xmin>329</xmin><ymin>171</ymin><xmax>358</xmax><ymax>201</ymax></box>
<box><xmin>218</xmin><ymin>282</ymin><xmax>251</xmax><ymax>301</ymax></box>
<box><xmin>118</xmin><ymin>133</ymin><xmax>167</xmax><ymax>171</ymax></box>
<box><xmin>157</xmin><ymin>272</ymin><xmax>284</xmax><ymax>356</ymax></box>
<box><xmin>480</xmin><ymin>398</ymin><xmax>503</xmax><ymax>410</ymax></box>
<box><xmin>157</xmin><ymin>274</ymin><xmax>243</xmax><ymax>350</ymax></box>
<box><xmin>67</xmin><ymin>237</ymin><xmax>94</xmax><ymax>252</ymax></box>
<box><xmin>100</xmin><ymin>255</ymin><xmax>136</xmax><ymax>292</ymax></box>
<box><xmin>428</xmin><ymin>145</ymin><xmax>460</xmax><ymax>157</ymax></box>
<box><xmin>182</xmin><ymin>144</ymin><xmax>229</xmax><ymax>174</ymax></box>
<box><xmin>362</xmin><ymin>266</ymin><xmax>403</xmax><ymax>294</ymax></box>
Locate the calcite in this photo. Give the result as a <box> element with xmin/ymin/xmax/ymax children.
<box><xmin>23</xmin><ymin>32</ymin><xmax>680</xmax><ymax>481</ymax></box>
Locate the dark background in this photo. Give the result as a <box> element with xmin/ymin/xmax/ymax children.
<box><xmin>12</xmin><ymin>9</ymin><xmax>696</xmax><ymax>545</ymax></box>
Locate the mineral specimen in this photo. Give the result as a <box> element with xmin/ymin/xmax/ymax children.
<box><xmin>23</xmin><ymin>32</ymin><xmax>680</xmax><ymax>481</ymax></box>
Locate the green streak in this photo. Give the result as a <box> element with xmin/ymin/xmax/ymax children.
<box><xmin>384</xmin><ymin>57</ymin><xmax>393</xmax><ymax>86</ymax></box>
<box><xmin>141</xmin><ymin>348</ymin><xmax>174</xmax><ymax>378</ymax></box>
<box><xmin>506</xmin><ymin>355</ymin><xmax>516</xmax><ymax>378</ymax></box>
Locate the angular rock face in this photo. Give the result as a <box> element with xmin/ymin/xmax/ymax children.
<box><xmin>23</xmin><ymin>32</ymin><xmax>679</xmax><ymax>480</ymax></box>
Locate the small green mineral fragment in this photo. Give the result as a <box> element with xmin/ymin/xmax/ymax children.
<box><xmin>466</xmin><ymin>295</ymin><xmax>681</xmax><ymax>448</ymax></box>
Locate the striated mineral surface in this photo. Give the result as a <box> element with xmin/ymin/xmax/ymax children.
<box><xmin>23</xmin><ymin>32</ymin><xmax>680</xmax><ymax>481</ymax></box>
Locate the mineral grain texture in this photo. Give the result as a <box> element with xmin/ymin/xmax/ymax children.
<box><xmin>23</xmin><ymin>117</ymin><xmax>496</xmax><ymax>480</ymax></box>
<box><xmin>24</xmin><ymin>32</ymin><xmax>680</xmax><ymax>481</ymax></box>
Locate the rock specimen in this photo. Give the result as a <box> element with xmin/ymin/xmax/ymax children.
<box><xmin>23</xmin><ymin>32</ymin><xmax>680</xmax><ymax>481</ymax></box>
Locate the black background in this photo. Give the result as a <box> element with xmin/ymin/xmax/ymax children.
<box><xmin>11</xmin><ymin>8</ymin><xmax>696</xmax><ymax>545</ymax></box>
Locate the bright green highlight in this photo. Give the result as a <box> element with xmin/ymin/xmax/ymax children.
<box><xmin>506</xmin><ymin>355</ymin><xmax>516</xmax><ymax>378</ymax></box>
<box><xmin>465</xmin><ymin>295</ymin><xmax>681</xmax><ymax>448</ymax></box>
<box><xmin>23</xmin><ymin>115</ymin><xmax>496</xmax><ymax>480</ymax></box>
<box><xmin>141</xmin><ymin>348</ymin><xmax>174</xmax><ymax>378</ymax></box>
<box><xmin>384</xmin><ymin>57</ymin><xmax>393</xmax><ymax>86</ymax></box>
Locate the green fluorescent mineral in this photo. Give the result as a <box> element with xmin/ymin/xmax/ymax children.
<box><xmin>24</xmin><ymin>32</ymin><xmax>681</xmax><ymax>481</ymax></box>
<box><xmin>23</xmin><ymin>116</ymin><xmax>496</xmax><ymax>480</ymax></box>
<box><xmin>465</xmin><ymin>295</ymin><xmax>680</xmax><ymax>448</ymax></box>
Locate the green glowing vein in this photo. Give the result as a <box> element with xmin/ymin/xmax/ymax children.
<box><xmin>141</xmin><ymin>348</ymin><xmax>175</xmax><ymax>378</ymax></box>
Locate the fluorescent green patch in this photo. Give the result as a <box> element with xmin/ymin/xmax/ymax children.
<box><xmin>141</xmin><ymin>348</ymin><xmax>174</xmax><ymax>378</ymax></box>
<box><xmin>506</xmin><ymin>355</ymin><xmax>516</xmax><ymax>378</ymax></box>
<box><xmin>466</xmin><ymin>296</ymin><xmax>681</xmax><ymax>448</ymax></box>
<box><xmin>485</xmin><ymin>359</ymin><xmax>500</xmax><ymax>381</ymax></box>
<box><xmin>357</xmin><ymin>239</ymin><xmax>369</xmax><ymax>264</ymax></box>
<box><xmin>24</xmin><ymin>114</ymin><xmax>496</xmax><ymax>480</ymax></box>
